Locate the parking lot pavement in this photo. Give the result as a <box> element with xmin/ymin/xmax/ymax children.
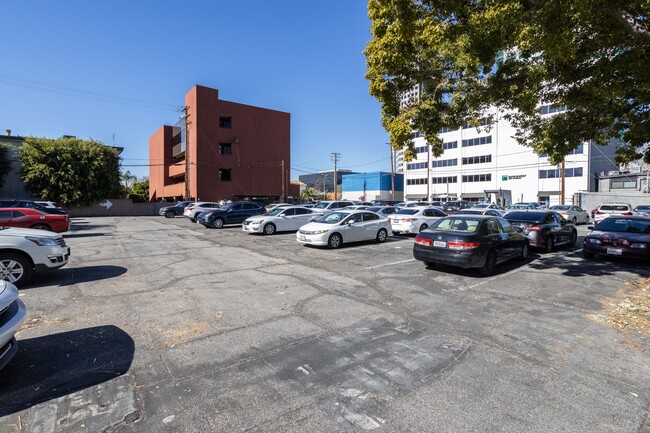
<box><xmin>1</xmin><ymin>217</ymin><xmax>649</xmax><ymax>432</ymax></box>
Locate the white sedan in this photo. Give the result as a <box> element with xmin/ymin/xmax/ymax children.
<box><xmin>242</xmin><ymin>206</ymin><xmax>322</xmax><ymax>235</ymax></box>
<box><xmin>389</xmin><ymin>207</ymin><xmax>447</xmax><ymax>235</ymax></box>
<box><xmin>297</xmin><ymin>210</ymin><xmax>391</xmax><ymax>248</ymax></box>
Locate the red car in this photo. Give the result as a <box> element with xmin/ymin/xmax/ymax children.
<box><xmin>0</xmin><ymin>208</ymin><xmax>71</xmax><ymax>233</ymax></box>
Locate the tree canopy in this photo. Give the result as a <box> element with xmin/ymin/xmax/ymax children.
<box><xmin>131</xmin><ymin>178</ymin><xmax>149</xmax><ymax>201</ymax></box>
<box><xmin>0</xmin><ymin>144</ymin><xmax>11</xmax><ymax>189</ymax></box>
<box><xmin>20</xmin><ymin>136</ymin><xmax>123</xmax><ymax>206</ymax></box>
<box><xmin>365</xmin><ymin>0</ymin><xmax>650</xmax><ymax>165</ymax></box>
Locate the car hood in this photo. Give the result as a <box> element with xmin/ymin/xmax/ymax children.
<box><xmin>0</xmin><ymin>280</ymin><xmax>19</xmax><ymax>307</ymax></box>
<box><xmin>588</xmin><ymin>230</ymin><xmax>650</xmax><ymax>242</ymax></box>
<box><xmin>0</xmin><ymin>227</ymin><xmax>62</xmax><ymax>239</ymax></box>
<box><xmin>244</xmin><ymin>215</ymin><xmax>270</xmax><ymax>222</ymax></box>
<box><xmin>299</xmin><ymin>222</ymin><xmax>340</xmax><ymax>231</ymax></box>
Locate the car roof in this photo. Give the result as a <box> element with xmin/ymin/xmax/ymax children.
<box><xmin>600</xmin><ymin>215</ymin><xmax>649</xmax><ymax>220</ymax></box>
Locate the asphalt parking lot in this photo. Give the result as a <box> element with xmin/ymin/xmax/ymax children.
<box><xmin>1</xmin><ymin>216</ymin><xmax>649</xmax><ymax>432</ymax></box>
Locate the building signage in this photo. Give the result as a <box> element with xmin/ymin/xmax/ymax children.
<box><xmin>501</xmin><ymin>174</ymin><xmax>526</xmax><ymax>181</ymax></box>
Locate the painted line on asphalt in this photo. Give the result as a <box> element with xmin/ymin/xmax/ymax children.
<box><xmin>366</xmin><ymin>258</ymin><xmax>417</xmax><ymax>270</ymax></box>
<box><xmin>462</xmin><ymin>265</ymin><xmax>528</xmax><ymax>290</ymax></box>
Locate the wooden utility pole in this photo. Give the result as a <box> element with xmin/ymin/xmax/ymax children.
<box><xmin>389</xmin><ymin>143</ymin><xmax>395</xmax><ymax>200</ymax></box>
<box><xmin>183</xmin><ymin>106</ymin><xmax>191</xmax><ymax>201</ymax></box>
<box><xmin>427</xmin><ymin>145</ymin><xmax>431</xmax><ymax>201</ymax></box>
<box><xmin>331</xmin><ymin>152</ymin><xmax>341</xmax><ymax>200</ymax></box>
<box><xmin>561</xmin><ymin>159</ymin><xmax>566</xmax><ymax>205</ymax></box>
<box><xmin>281</xmin><ymin>160</ymin><xmax>286</xmax><ymax>202</ymax></box>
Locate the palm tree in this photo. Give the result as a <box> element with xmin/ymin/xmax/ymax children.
<box><xmin>121</xmin><ymin>170</ymin><xmax>137</xmax><ymax>191</ymax></box>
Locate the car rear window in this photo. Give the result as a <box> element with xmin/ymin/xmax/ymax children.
<box><xmin>636</xmin><ymin>206</ymin><xmax>650</xmax><ymax>211</ymax></box>
<box><xmin>600</xmin><ymin>205</ymin><xmax>630</xmax><ymax>211</ymax></box>
<box><xmin>505</xmin><ymin>212</ymin><xmax>544</xmax><ymax>222</ymax></box>
<box><xmin>430</xmin><ymin>218</ymin><xmax>480</xmax><ymax>233</ymax></box>
<box><xmin>595</xmin><ymin>218</ymin><xmax>650</xmax><ymax>234</ymax></box>
<box><xmin>395</xmin><ymin>209</ymin><xmax>418</xmax><ymax>215</ymax></box>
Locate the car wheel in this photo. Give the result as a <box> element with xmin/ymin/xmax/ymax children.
<box><xmin>376</xmin><ymin>228</ymin><xmax>388</xmax><ymax>243</ymax></box>
<box><xmin>392</xmin><ymin>231</ymin><xmax>399</xmax><ymax>236</ymax></box>
<box><xmin>419</xmin><ymin>223</ymin><xmax>428</xmax><ymax>232</ymax></box>
<box><xmin>212</xmin><ymin>218</ymin><xmax>225</xmax><ymax>229</ymax></box>
<box><xmin>543</xmin><ymin>236</ymin><xmax>554</xmax><ymax>253</ymax></box>
<box><xmin>425</xmin><ymin>261</ymin><xmax>436</xmax><ymax>269</ymax></box>
<box><xmin>328</xmin><ymin>233</ymin><xmax>342</xmax><ymax>249</ymax></box>
<box><xmin>165</xmin><ymin>211</ymin><xmax>175</xmax><ymax>218</ymax></box>
<box><xmin>189</xmin><ymin>217</ymin><xmax>195</xmax><ymax>223</ymax></box>
<box><xmin>263</xmin><ymin>223</ymin><xmax>276</xmax><ymax>235</ymax></box>
<box><xmin>0</xmin><ymin>252</ymin><xmax>33</xmax><ymax>287</ymax></box>
<box><xmin>583</xmin><ymin>250</ymin><xmax>594</xmax><ymax>259</ymax></box>
<box><xmin>31</xmin><ymin>224</ymin><xmax>51</xmax><ymax>231</ymax></box>
<box><xmin>570</xmin><ymin>231</ymin><xmax>577</xmax><ymax>247</ymax></box>
<box><xmin>572</xmin><ymin>217</ymin><xmax>577</xmax><ymax>224</ymax></box>
<box><xmin>520</xmin><ymin>242</ymin><xmax>529</xmax><ymax>260</ymax></box>
<box><xmin>479</xmin><ymin>251</ymin><xmax>497</xmax><ymax>276</ymax></box>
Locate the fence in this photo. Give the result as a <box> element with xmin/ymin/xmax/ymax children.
<box><xmin>68</xmin><ymin>199</ymin><xmax>169</xmax><ymax>217</ymax></box>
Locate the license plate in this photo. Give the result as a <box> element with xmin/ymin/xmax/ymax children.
<box><xmin>433</xmin><ymin>241</ymin><xmax>446</xmax><ymax>248</ymax></box>
<box><xmin>606</xmin><ymin>248</ymin><xmax>622</xmax><ymax>255</ymax></box>
<box><xmin>299</xmin><ymin>235</ymin><xmax>306</xmax><ymax>241</ymax></box>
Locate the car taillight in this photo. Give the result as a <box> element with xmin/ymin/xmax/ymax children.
<box><xmin>414</xmin><ymin>237</ymin><xmax>432</xmax><ymax>246</ymax></box>
<box><xmin>401</xmin><ymin>218</ymin><xmax>416</xmax><ymax>222</ymax></box>
<box><xmin>447</xmin><ymin>241</ymin><xmax>480</xmax><ymax>250</ymax></box>
<box><xmin>455</xmin><ymin>207</ymin><xmax>461</xmax><ymax>210</ymax></box>
<box><xmin>525</xmin><ymin>225</ymin><xmax>542</xmax><ymax>231</ymax></box>
<box><xmin>595</xmin><ymin>211</ymin><xmax>605</xmax><ymax>215</ymax></box>
<box><xmin>561</xmin><ymin>212</ymin><xmax>570</xmax><ymax>215</ymax></box>
<box><xmin>621</xmin><ymin>212</ymin><xmax>633</xmax><ymax>216</ymax></box>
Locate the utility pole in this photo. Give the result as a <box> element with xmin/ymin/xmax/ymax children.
<box><xmin>331</xmin><ymin>152</ymin><xmax>341</xmax><ymax>200</ymax></box>
<box><xmin>389</xmin><ymin>143</ymin><xmax>395</xmax><ymax>200</ymax></box>
<box><xmin>427</xmin><ymin>145</ymin><xmax>431</xmax><ymax>201</ymax></box>
<box><xmin>561</xmin><ymin>159</ymin><xmax>566</xmax><ymax>205</ymax></box>
<box><xmin>281</xmin><ymin>160</ymin><xmax>286</xmax><ymax>202</ymax></box>
<box><xmin>183</xmin><ymin>106</ymin><xmax>191</xmax><ymax>201</ymax></box>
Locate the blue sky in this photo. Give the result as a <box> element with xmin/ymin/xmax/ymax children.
<box><xmin>0</xmin><ymin>0</ymin><xmax>390</xmax><ymax>181</ymax></box>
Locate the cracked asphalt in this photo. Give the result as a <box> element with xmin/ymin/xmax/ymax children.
<box><xmin>1</xmin><ymin>216</ymin><xmax>649</xmax><ymax>432</ymax></box>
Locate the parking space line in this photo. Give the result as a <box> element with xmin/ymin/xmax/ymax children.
<box><xmin>366</xmin><ymin>258</ymin><xmax>417</xmax><ymax>269</ymax></box>
<box><xmin>462</xmin><ymin>265</ymin><xmax>528</xmax><ymax>290</ymax></box>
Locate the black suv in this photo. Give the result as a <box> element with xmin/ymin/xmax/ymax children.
<box><xmin>159</xmin><ymin>201</ymin><xmax>193</xmax><ymax>218</ymax></box>
<box><xmin>0</xmin><ymin>199</ymin><xmax>69</xmax><ymax>215</ymax></box>
<box><xmin>443</xmin><ymin>200</ymin><xmax>474</xmax><ymax>214</ymax></box>
<box><xmin>197</xmin><ymin>202</ymin><xmax>266</xmax><ymax>228</ymax></box>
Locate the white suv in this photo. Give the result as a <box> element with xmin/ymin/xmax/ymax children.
<box><xmin>594</xmin><ymin>203</ymin><xmax>634</xmax><ymax>223</ymax></box>
<box><xmin>0</xmin><ymin>227</ymin><xmax>71</xmax><ymax>286</ymax></box>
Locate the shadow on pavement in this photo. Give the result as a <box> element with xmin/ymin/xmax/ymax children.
<box><xmin>24</xmin><ymin>265</ymin><xmax>128</xmax><ymax>289</ymax></box>
<box><xmin>63</xmin><ymin>233</ymin><xmax>111</xmax><ymax>238</ymax></box>
<box><xmin>528</xmin><ymin>253</ymin><xmax>650</xmax><ymax>278</ymax></box>
<box><xmin>0</xmin><ymin>325</ymin><xmax>134</xmax><ymax>416</ymax></box>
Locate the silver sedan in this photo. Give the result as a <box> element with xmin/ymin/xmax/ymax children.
<box><xmin>549</xmin><ymin>205</ymin><xmax>590</xmax><ymax>224</ymax></box>
<box><xmin>0</xmin><ymin>280</ymin><xmax>27</xmax><ymax>370</ymax></box>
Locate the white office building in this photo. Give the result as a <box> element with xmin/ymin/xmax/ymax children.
<box><xmin>403</xmin><ymin>106</ymin><xmax>620</xmax><ymax>206</ymax></box>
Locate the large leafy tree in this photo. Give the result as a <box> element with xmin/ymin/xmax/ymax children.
<box><xmin>365</xmin><ymin>0</ymin><xmax>650</xmax><ymax>165</ymax></box>
<box><xmin>131</xmin><ymin>178</ymin><xmax>149</xmax><ymax>201</ymax></box>
<box><xmin>0</xmin><ymin>144</ymin><xmax>11</xmax><ymax>188</ymax></box>
<box><xmin>20</xmin><ymin>136</ymin><xmax>123</xmax><ymax>205</ymax></box>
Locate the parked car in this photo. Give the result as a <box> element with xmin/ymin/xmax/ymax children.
<box><xmin>0</xmin><ymin>226</ymin><xmax>70</xmax><ymax>286</ymax></box>
<box><xmin>442</xmin><ymin>200</ymin><xmax>474</xmax><ymax>214</ymax></box>
<box><xmin>583</xmin><ymin>216</ymin><xmax>650</xmax><ymax>260</ymax></box>
<box><xmin>297</xmin><ymin>210</ymin><xmax>391</xmax><ymax>248</ymax></box>
<box><xmin>505</xmin><ymin>211</ymin><xmax>577</xmax><ymax>252</ymax></box>
<box><xmin>265</xmin><ymin>203</ymin><xmax>293</xmax><ymax>212</ymax></box>
<box><xmin>341</xmin><ymin>205</ymin><xmax>371</xmax><ymax>211</ymax></box>
<box><xmin>243</xmin><ymin>206</ymin><xmax>322</xmax><ymax>235</ymax></box>
<box><xmin>312</xmin><ymin>200</ymin><xmax>354</xmax><ymax>213</ymax></box>
<box><xmin>506</xmin><ymin>203</ymin><xmax>538</xmax><ymax>210</ymax></box>
<box><xmin>159</xmin><ymin>201</ymin><xmax>194</xmax><ymax>218</ymax></box>
<box><xmin>549</xmin><ymin>205</ymin><xmax>590</xmax><ymax>224</ymax></box>
<box><xmin>389</xmin><ymin>207</ymin><xmax>447</xmax><ymax>235</ymax></box>
<box><xmin>0</xmin><ymin>280</ymin><xmax>26</xmax><ymax>370</ymax></box>
<box><xmin>371</xmin><ymin>200</ymin><xmax>403</xmax><ymax>206</ymax></box>
<box><xmin>472</xmin><ymin>203</ymin><xmax>507</xmax><ymax>214</ymax></box>
<box><xmin>183</xmin><ymin>202</ymin><xmax>221</xmax><ymax>222</ymax></box>
<box><xmin>366</xmin><ymin>206</ymin><xmax>399</xmax><ymax>218</ymax></box>
<box><xmin>594</xmin><ymin>203</ymin><xmax>634</xmax><ymax>223</ymax></box>
<box><xmin>0</xmin><ymin>208</ymin><xmax>70</xmax><ymax>233</ymax></box>
<box><xmin>455</xmin><ymin>208</ymin><xmax>504</xmax><ymax>217</ymax></box>
<box><xmin>300</xmin><ymin>203</ymin><xmax>316</xmax><ymax>209</ymax></box>
<box><xmin>34</xmin><ymin>201</ymin><xmax>65</xmax><ymax>210</ymax></box>
<box><xmin>197</xmin><ymin>202</ymin><xmax>266</xmax><ymax>228</ymax></box>
<box><xmin>413</xmin><ymin>215</ymin><xmax>528</xmax><ymax>276</ymax></box>
<box><xmin>633</xmin><ymin>205</ymin><xmax>650</xmax><ymax>217</ymax></box>
<box><xmin>0</xmin><ymin>199</ymin><xmax>69</xmax><ymax>215</ymax></box>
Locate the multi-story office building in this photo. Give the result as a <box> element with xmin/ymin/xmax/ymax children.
<box><xmin>403</xmin><ymin>106</ymin><xmax>619</xmax><ymax>205</ymax></box>
<box><xmin>149</xmin><ymin>85</ymin><xmax>290</xmax><ymax>202</ymax></box>
<box><xmin>298</xmin><ymin>170</ymin><xmax>359</xmax><ymax>197</ymax></box>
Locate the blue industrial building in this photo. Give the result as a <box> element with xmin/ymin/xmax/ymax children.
<box><xmin>341</xmin><ymin>171</ymin><xmax>404</xmax><ymax>201</ymax></box>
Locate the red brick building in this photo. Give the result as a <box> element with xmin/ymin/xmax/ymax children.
<box><xmin>149</xmin><ymin>85</ymin><xmax>290</xmax><ymax>202</ymax></box>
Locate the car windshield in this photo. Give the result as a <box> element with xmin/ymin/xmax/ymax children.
<box><xmin>600</xmin><ymin>205</ymin><xmax>630</xmax><ymax>211</ymax></box>
<box><xmin>395</xmin><ymin>209</ymin><xmax>418</xmax><ymax>215</ymax></box>
<box><xmin>430</xmin><ymin>218</ymin><xmax>480</xmax><ymax>233</ymax></box>
<box><xmin>506</xmin><ymin>212</ymin><xmax>544</xmax><ymax>222</ymax></box>
<box><xmin>220</xmin><ymin>204</ymin><xmax>234</xmax><ymax>211</ymax></box>
<box><xmin>473</xmin><ymin>204</ymin><xmax>488</xmax><ymax>209</ymax></box>
<box><xmin>550</xmin><ymin>205</ymin><xmax>571</xmax><ymax>210</ymax></box>
<box><xmin>267</xmin><ymin>208</ymin><xmax>285</xmax><ymax>216</ymax></box>
<box><xmin>316</xmin><ymin>212</ymin><xmax>348</xmax><ymax>224</ymax></box>
<box><xmin>595</xmin><ymin>218</ymin><xmax>650</xmax><ymax>234</ymax></box>
<box><xmin>367</xmin><ymin>207</ymin><xmax>381</xmax><ymax>212</ymax></box>
<box><xmin>314</xmin><ymin>202</ymin><xmax>331</xmax><ymax>209</ymax></box>
<box><xmin>456</xmin><ymin>210</ymin><xmax>482</xmax><ymax>215</ymax></box>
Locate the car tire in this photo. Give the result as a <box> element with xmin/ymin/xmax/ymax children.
<box><xmin>376</xmin><ymin>228</ymin><xmax>388</xmax><ymax>243</ymax></box>
<box><xmin>479</xmin><ymin>251</ymin><xmax>497</xmax><ymax>276</ymax></box>
<box><xmin>392</xmin><ymin>231</ymin><xmax>399</xmax><ymax>236</ymax></box>
<box><xmin>583</xmin><ymin>250</ymin><xmax>594</xmax><ymax>259</ymax></box>
<box><xmin>212</xmin><ymin>218</ymin><xmax>225</xmax><ymax>229</ymax></box>
<box><xmin>419</xmin><ymin>223</ymin><xmax>428</xmax><ymax>232</ymax></box>
<box><xmin>30</xmin><ymin>224</ymin><xmax>51</xmax><ymax>231</ymax></box>
<box><xmin>570</xmin><ymin>231</ymin><xmax>577</xmax><ymax>247</ymax></box>
<box><xmin>263</xmin><ymin>223</ymin><xmax>276</xmax><ymax>235</ymax></box>
<box><xmin>572</xmin><ymin>217</ymin><xmax>577</xmax><ymax>224</ymax></box>
<box><xmin>543</xmin><ymin>236</ymin><xmax>554</xmax><ymax>253</ymax></box>
<box><xmin>0</xmin><ymin>252</ymin><xmax>33</xmax><ymax>287</ymax></box>
<box><xmin>520</xmin><ymin>242</ymin><xmax>529</xmax><ymax>260</ymax></box>
<box><xmin>425</xmin><ymin>261</ymin><xmax>436</xmax><ymax>269</ymax></box>
<box><xmin>328</xmin><ymin>233</ymin><xmax>342</xmax><ymax>249</ymax></box>
<box><xmin>189</xmin><ymin>217</ymin><xmax>195</xmax><ymax>223</ymax></box>
<box><xmin>165</xmin><ymin>211</ymin><xmax>175</xmax><ymax>218</ymax></box>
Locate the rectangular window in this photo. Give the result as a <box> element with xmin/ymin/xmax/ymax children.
<box><xmin>611</xmin><ymin>180</ymin><xmax>637</xmax><ymax>189</ymax></box>
<box><xmin>406</xmin><ymin>162</ymin><xmax>428</xmax><ymax>170</ymax></box>
<box><xmin>219</xmin><ymin>143</ymin><xmax>232</xmax><ymax>155</ymax></box>
<box><xmin>406</xmin><ymin>177</ymin><xmax>428</xmax><ymax>185</ymax></box>
<box><xmin>462</xmin><ymin>117</ymin><xmax>491</xmax><ymax>129</ymax></box>
<box><xmin>439</xmin><ymin>127</ymin><xmax>455</xmax><ymax>133</ymax></box>
<box><xmin>431</xmin><ymin>158</ymin><xmax>458</xmax><ymax>168</ymax></box>
<box><xmin>462</xmin><ymin>174</ymin><xmax>492</xmax><ymax>183</ymax></box>
<box><xmin>219</xmin><ymin>116</ymin><xmax>232</xmax><ymax>128</ymax></box>
<box><xmin>411</xmin><ymin>131</ymin><xmax>422</xmax><ymax>138</ymax></box>
<box><xmin>540</xmin><ymin>104</ymin><xmax>567</xmax><ymax>115</ymax></box>
<box><xmin>431</xmin><ymin>176</ymin><xmax>458</xmax><ymax>184</ymax></box>
<box><xmin>218</xmin><ymin>168</ymin><xmax>232</xmax><ymax>181</ymax></box>
<box><xmin>442</xmin><ymin>140</ymin><xmax>458</xmax><ymax>150</ymax></box>
<box><xmin>462</xmin><ymin>135</ymin><xmax>492</xmax><ymax>147</ymax></box>
<box><xmin>539</xmin><ymin>167</ymin><xmax>583</xmax><ymax>178</ymax></box>
<box><xmin>415</xmin><ymin>145</ymin><xmax>428</xmax><ymax>153</ymax></box>
<box><xmin>462</xmin><ymin>155</ymin><xmax>492</xmax><ymax>165</ymax></box>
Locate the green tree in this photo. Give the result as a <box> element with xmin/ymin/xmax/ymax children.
<box><xmin>300</xmin><ymin>186</ymin><xmax>316</xmax><ymax>202</ymax></box>
<box><xmin>131</xmin><ymin>178</ymin><xmax>149</xmax><ymax>201</ymax></box>
<box><xmin>0</xmin><ymin>144</ymin><xmax>11</xmax><ymax>188</ymax></box>
<box><xmin>365</xmin><ymin>0</ymin><xmax>650</xmax><ymax>165</ymax></box>
<box><xmin>20</xmin><ymin>136</ymin><xmax>123</xmax><ymax>206</ymax></box>
<box><xmin>121</xmin><ymin>170</ymin><xmax>137</xmax><ymax>191</ymax></box>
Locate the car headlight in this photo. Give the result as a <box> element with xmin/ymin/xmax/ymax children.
<box><xmin>586</xmin><ymin>238</ymin><xmax>602</xmax><ymax>244</ymax></box>
<box><xmin>312</xmin><ymin>229</ymin><xmax>329</xmax><ymax>234</ymax></box>
<box><xmin>631</xmin><ymin>243</ymin><xmax>646</xmax><ymax>249</ymax></box>
<box><xmin>255</xmin><ymin>220</ymin><xmax>264</xmax><ymax>224</ymax></box>
<box><xmin>26</xmin><ymin>236</ymin><xmax>59</xmax><ymax>246</ymax></box>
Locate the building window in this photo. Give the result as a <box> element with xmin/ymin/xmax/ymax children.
<box><xmin>431</xmin><ymin>158</ymin><xmax>458</xmax><ymax>168</ymax></box>
<box><xmin>432</xmin><ymin>176</ymin><xmax>457</xmax><ymax>184</ymax></box>
<box><xmin>462</xmin><ymin>155</ymin><xmax>492</xmax><ymax>165</ymax></box>
<box><xmin>219</xmin><ymin>169</ymin><xmax>232</xmax><ymax>181</ymax></box>
<box><xmin>610</xmin><ymin>180</ymin><xmax>636</xmax><ymax>189</ymax></box>
<box><xmin>406</xmin><ymin>177</ymin><xmax>428</xmax><ymax>185</ymax></box>
<box><xmin>539</xmin><ymin>144</ymin><xmax>583</xmax><ymax>158</ymax></box>
<box><xmin>462</xmin><ymin>136</ymin><xmax>492</xmax><ymax>147</ymax></box>
<box><xmin>219</xmin><ymin>143</ymin><xmax>232</xmax><ymax>155</ymax></box>
<box><xmin>540</xmin><ymin>104</ymin><xmax>567</xmax><ymax>115</ymax></box>
<box><xmin>462</xmin><ymin>117</ymin><xmax>491</xmax><ymax>129</ymax></box>
<box><xmin>219</xmin><ymin>116</ymin><xmax>232</xmax><ymax>128</ymax></box>
<box><xmin>411</xmin><ymin>131</ymin><xmax>423</xmax><ymax>138</ymax></box>
<box><xmin>415</xmin><ymin>145</ymin><xmax>428</xmax><ymax>153</ymax></box>
<box><xmin>406</xmin><ymin>162</ymin><xmax>428</xmax><ymax>170</ymax></box>
<box><xmin>539</xmin><ymin>167</ymin><xmax>583</xmax><ymax>178</ymax></box>
<box><xmin>462</xmin><ymin>173</ymin><xmax>492</xmax><ymax>182</ymax></box>
<box><xmin>442</xmin><ymin>140</ymin><xmax>458</xmax><ymax>150</ymax></box>
<box><xmin>439</xmin><ymin>127</ymin><xmax>455</xmax><ymax>133</ymax></box>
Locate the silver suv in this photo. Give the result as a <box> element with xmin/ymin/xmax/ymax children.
<box><xmin>312</xmin><ymin>200</ymin><xmax>354</xmax><ymax>213</ymax></box>
<box><xmin>594</xmin><ymin>203</ymin><xmax>633</xmax><ymax>223</ymax></box>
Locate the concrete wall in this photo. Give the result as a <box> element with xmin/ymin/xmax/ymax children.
<box><xmin>68</xmin><ymin>199</ymin><xmax>169</xmax><ymax>217</ymax></box>
<box><xmin>573</xmin><ymin>191</ymin><xmax>650</xmax><ymax>213</ymax></box>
